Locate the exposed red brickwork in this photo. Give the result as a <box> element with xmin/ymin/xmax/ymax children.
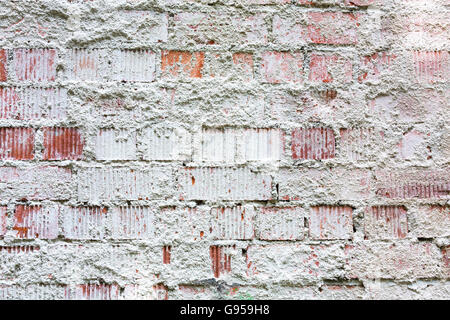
<box><xmin>13</xmin><ymin>205</ymin><xmax>58</xmax><ymax>239</ymax></box>
<box><xmin>413</xmin><ymin>51</ymin><xmax>449</xmax><ymax>83</ymax></box>
<box><xmin>161</xmin><ymin>51</ymin><xmax>204</xmax><ymax>78</ymax></box>
<box><xmin>0</xmin><ymin>49</ymin><xmax>7</xmax><ymax>82</ymax></box>
<box><xmin>291</xmin><ymin>128</ymin><xmax>335</xmax><ymax>160</ymax></box>
<box><xmin>43</xmin><ymin>127</ymin><xmax>83</xmax><ymax>160</ymax></box>
<box><xmin>375</xmin><ymin>169</ymin><xmax>449</xmax><ymax>199</ymax></box>
<box><xmin>309</xmin><ymin>54</ymin><xmax>352</xmax><ymax>83</ymax></box>
<box><xmin>0</xmin><ymin>127</ymin><xmax>34</xmax><ymax>159</ymax></box>
<box><xmin>364</xmin><ymin>206</ymin><xmax>408</xmax><ymax>239</ymax></box>
<box><xmin>210</xmin><ymin>245</ymin><xmax>233</xmax><ymax>278</ymax></box>
<box><xmin>0</xmin><ymin>245</ymin><xmax>39</xmax><ymax>253</ymax></box>
<box><xmin>310</xmin><ymin>206</ymin><xmax>353</xmax><ymax>239</ymax></box>
<box><xmin>163</xmin><ymin>246</ymin><xmax>171</xmax><ymax>264</ymax></box>
<box><xmin>0</xmin><ymin>206</ymin><xmax>6</xmax><ymax>237</ymax></box>
<box><xmin>13</xmin><ymin>49</ymin><xmax>56</xmax><ymax>82</ymax></box>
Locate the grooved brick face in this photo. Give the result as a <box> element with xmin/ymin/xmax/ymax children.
<box><xmin>0</xmin><ymin>0</ymin><xmax>448</xmax><ymax>300</ymax></box>
<box><xmin>0</xmin><ymin>50</ymin><xmax>7</xmax><ymax>82</ymax></box>
<box><xmin>13</xmin><ymin>49</ymin><xmax>56</xmax><ymax>82</ymax></box>
<box><xmin>0</xmin><ymin>127</ymin><xmax>35</xmax><ymax>159</ymax></box>
<box><xmin>310</xmin><ymin>206</ymin><xmax>353</xmax><ymax>240</ymax></box>
<box><xmin>0</xmin><ymin>207</ymin><xmax>6</xmax><ymax>237</ymax></box>
<box><xmin>43</xmin><ymin>127</ymin><xmax>83</xmax><ymax>160</ymax></box>
<box><xmin>291</xmin><ymin>128</ymin><xmax>335</xmax><ymax>160</ymax></box>
<box><xmin>13</xmin><ymin>205</ymin><xmax>58</xmax><ymax>239</ymax></box>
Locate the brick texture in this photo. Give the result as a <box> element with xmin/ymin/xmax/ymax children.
<box><xmin>0</xmin><ymin>0</ymin><xmax>448</xmax><ymax>300</ymax></box>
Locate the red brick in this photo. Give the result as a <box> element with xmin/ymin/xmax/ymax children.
<box><xmin>0</xmin><ymin>87</ymin><xmax>67</xmax><ymax>120</ymax></box>
<box><xmin>375</xmin><ymin>169</ymin><xmax>449</xmax><ymax>199</ymax></box>
<box><xmin>307</xmin><ymin>12</ymin><xmax>360</xmax><ymax>45</ymax></box>
<box><xmin>163</xmin><ymin>246</ymin><xmax>171</xmax><ymax>264</ymax></box>
<box><xmin>0</xmin><ymin>245</ymin><xmax>39</xmax><ymax>253</ymax></box>
<box><xmin>310</xmin><ymin>206</ymin><xmax>353</xmax><ymax>240</ymax></box>
<box><xmin>343</xmin><ymin>0</ymin><xmax>376</xmax><ymax>5</ymax></box>
<box><xmin>180</xmin><ymin>168</ymin><xmax>272</xmax><ymax>201</ymax></box>
<box><xmin>43</xmin><ymin>127</ymin><xmax>83</xmax><ymax>160</ymax></box>
<box><xmin>309</xmin><ymin>54</ymin><xmax>352</xmax><ymax>83</ymax></box>
<box><xmin>62</xmin><ymin>206</ymin><xmax>108</xmax><ymax>240</ymax></box>
<box><xmin>0</xmin><ymin>127</ymin><xmax>34</xmax><ymax>160</ymax></box>
<box><xmin>111</xmin><ymin>206</ymin><xmax>155</xmax><ymax>239</ymax></box>
<box><xmin>412</xmin><ymin>51</ymin><xmax>449</xmax><ymax>83</ymax></box>
<box><xmin>0</xmin><ymin>206</ymin><xmax>6</xmax><ymax>237</ymax></box>
<box><xmin>0</xmin><ymin>49</ymin><xmax>7</xmax><ymax>82</ymax></box>
<box><xmin>210</xmin><ymin>245</ymin><xmax>233</xmax><ymax>278</ymax></box>
<box><xmin>291</xmin><ymin>128</ymin><xmax>335</xmax><ymax>160</ymax></box>
<box><xmin>13</xmin><ymin>205</ymin><xmax>58</xmax><ymax>239</ymax></box>
<box><xmin>358</xmin><ymin>52</ymin><xmax>397</xmax><ymax>82</ymax></box>
<box><xmin>261</xmin><ymin>51</ymin><xmax>303</xmax><ymax>83</ymax></box>
<box><xmin>161</xmin><ymin>51</ymin><xmax>204</xmax><ymax>79</ymax></box>
<box><xmin>66</xmin><ymin>284</ymin><xmax>120</xmax><ymax>300</ymax></box>
<box><xmin>13</xmin><ymin>49</ymin><xmax>56</xmax><ymax>82</ymax></box>
<box><xmin>364</xmin><ymin>206</ymin><xmax>408</xmax><ymax>239</ymax></box>
<box><xmin>211</xmin><ymin>206</ymin><xmax>255</xmax><ymax>240</ymax></box>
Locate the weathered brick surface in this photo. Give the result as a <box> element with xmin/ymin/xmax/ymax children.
<box><xmin>0</xmin><ymin>0</ymin><xmax>448</xmax><ymax>300</ymax></box>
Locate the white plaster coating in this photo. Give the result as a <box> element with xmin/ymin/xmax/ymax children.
<box><xmin>0</xmin><ymin>0</ymin><xmax>448</xmax><ymax>300</ymax></box>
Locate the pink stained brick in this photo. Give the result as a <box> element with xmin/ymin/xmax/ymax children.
<box><xmin>307</xmin><ymin>12</ymin><xmax>360</xmax><ymax>45</ymax></box>
<box><xmin>358</xmin><ymin>52</ymin><xmax>397</xmax><ymax>82</ymax></box>
<box><xmin>0</xmin><ymin>87</ymin><xmax>67</xmax><ymax>120</ymax></box>
<box><xmin>291</xmin><ymin>128</ymin><xmax>335</xmax><ymax>160</ymax></box>
<box><xmin>261</xmin><ymin>51</ymin><xmax>303</xmax><ymax>84</ymax></box>
<box><xmin>0</xmin><ymin>49</ymin><xmax>7</xmax><ymax>82</ymax></box>
<box><xmin>412</xmin><ymin>51</ymin><xmax>449</xmax><ymax>83</ymax></box>
<box><xmin>364</xmin><ymin>206</ymin><xmax>408</xmax><ymax>240</ymax></box>
<box><xmin>0</xmin><ymin>206</ymin><xmax>6</xmax><ymax>237</ymax></box>
<box><xmin>161</xmin><ymin>50</ymin><xmax>204</xmax><ymax>79</ymax></box>
<box><xmin>211</xmin><ymin>206</ymin><xmax>255</xmax><ymax>240</ymax></box>
<box><xmin>13</xmin><ymin>49</ymin><xmax>57</xmax><ymax>82</ymax></box>
<box><xmin>179</xmin><ymin>168</ymin><xmax>272</xmax><ymax>201</ymax></box>
<box><xmin>309</xmin><ymin>206</ymin><xmax>354</xmax><ymax>240</ymax></box>
<box><xmin>13</xmin><ymin>205</ymin><xmax>58</xmax><ymax>239</ymax></box>
<box><xmin>43</xmin><ymin>127</ymin><xmax>84</xmax><ymax>160</ymax></box>
<box><xmin>66</xmin><ymin>284</ymin><xmax>120</xmax><ymax>300</ymax></box>
<box><xmin>0</xmin><ymin>127</ymin><xmax>35</xmax><ymax>160</ymax></box>
<box><xmin>309</xmin><ymin>54</ymin><xmax>353</xmax><ymax>83</ymax></box>
<box><xmin>210</xmin><ymin>245</ymin><xmax>233</xmax><ymax>278</ymax></box>
<box><xmin>163</xmin><ymin>246</ymin><xmax>171</xmax><ymax>264</ymax></box>
<box><xmin>375</xmin><ymin>169</ymin><xmax>449</xmax><ymax>199</ymax></box>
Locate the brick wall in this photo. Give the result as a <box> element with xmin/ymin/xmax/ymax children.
<box><xmin>0</xmin><ymin>0</ymin><xmax>448</xmax><ymax>300</ymax></box>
